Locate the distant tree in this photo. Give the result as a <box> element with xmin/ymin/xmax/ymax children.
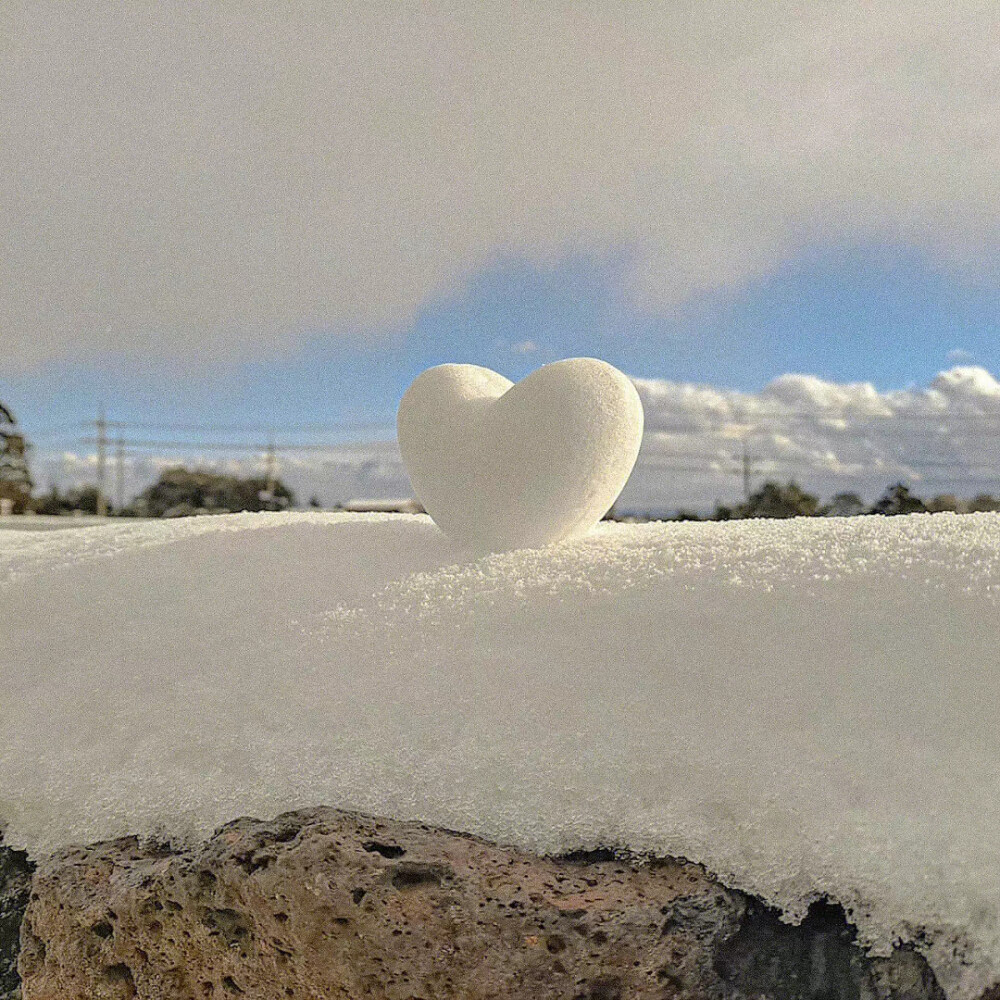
<box><xmin>968</xmin><ymin>493</ymin><xmax>1000</xmax><ymax>512</ymax></box>
<box><xmin>711</xmin><ymin>503</ymin><xmax>735</xmax><ymax>521</ymax></box>
<box><xmin>738</xmin><ymin>480</ymin><xmax>819</xmax><ymax>519</ymax></box>
<box><xmin>34</xmin><ymin>485</ymin><xmax>103</xmax><ymax>515</ymax></box>
<box><xmin>65</xmin><ymin>485</ymin><xmax>102</xmax><ymax>514</ymax></box>
<box><xmin>0</xmin><ymin>402</ymin><xmax>32</xmax><ymax>513</ymax></box>
<box><xmin>869</xmin><ymin>483</ymin><xmax>927</xmax><ymax>516</ymax></box>
<box><xmin>32</xmin><ymin>486</ymin><xmax>66</xmax><ymax>515</ymax></box>
<box><xmin>34</xmin><ymin>484</ymin><xmax>140</xmax><ymax>516</ymax></box>
<box><xmin>926</xmin><ymin>493</ymin><xmax>960</xmax><ymax>513</ymax></box>
<box><xmin>671</xmin><ymin>508</ymin><xmax>703</xmax><ymax>521</ymax></box>
<box><xmin>137</xmin><ymin>467</ymin><xmax>295</xmax><ymax>517</ymax></box>
<box><xmin>820</xmin><ymin>491</ymin><xmax>866</xmax><ymax>517</ymax></box>
<box><xmin>308</xmin><ymin>495</ymin><xmax>323</xmax><ymax>509</ymax></box>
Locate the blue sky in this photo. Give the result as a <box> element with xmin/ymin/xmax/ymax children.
<box><xmin>5</xmin><ymin>4</ymin><xmax>1000</xmax><ymax>506</ymax></box>
<box><xmin>7</xmin><ymin>242</ymin><xmax>999</xmax><ymax>445</ymax></box>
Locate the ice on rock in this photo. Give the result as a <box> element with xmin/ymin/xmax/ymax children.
<box><xmin>397</xmin><ymin>359</ymin><xmax>643</xmax><ymax>551</ymax></box>
<box><xmin>2</xmin><ymin>511</ymin><xmax>1000</xmax><ymax>997</ymax></box>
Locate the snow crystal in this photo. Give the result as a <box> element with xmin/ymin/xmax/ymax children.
<box><xmin>2</xmin><ymin>511</ymin><xmax>1000</xmax><ymax>997</ymax></box>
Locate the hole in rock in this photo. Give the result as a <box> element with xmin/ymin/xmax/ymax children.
<box><xmin>363</xmin><ymin>841</ymin><xmax>405</xmax><ymax>859</ymax></box>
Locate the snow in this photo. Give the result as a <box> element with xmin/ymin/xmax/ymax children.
<box><xmin>397</xmin><ymin>359</ymin><xmax>643</xmax><ymax>551</ymax></box>
<box><xmin>2</xmin><ymin>510</ymin><xmax>1000</xmax><ymax>996</ymax></box>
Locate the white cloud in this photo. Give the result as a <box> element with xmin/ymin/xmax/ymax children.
<box><xmin>33</xmin><ymin>367</ymin><xmax>1000</xmax><ymax>512</ymax></box>
<box><xmin>624</xmin><ymin>365</ymin><xmax>1000</xmax><ymax>511</ymax></box>
<box><xmin>3</xmin><ymin>2</ymin><xmax>1000</xmax><ymax>371</ymax></box>
<box><xmin>511</xmin><ymin>340</ymin><xmax>539</xmax><ymax>355</ymax></box>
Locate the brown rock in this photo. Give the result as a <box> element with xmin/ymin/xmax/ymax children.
<box><xmin>1</xmin><ymin>835</ymin><xmax>34</xmax><ymax>999</ymax></box>
<box><xmin>16</xmin><ymin>807</ymin><xmax>947</xmax><ymax>999</ymax></box>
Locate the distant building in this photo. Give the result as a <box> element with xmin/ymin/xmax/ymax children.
<box><xmin>338</xmin><ymin>498</ymin><xmax>424</xmax><ymax>514</ymax></box>
<box><xmin>0</xmin><ymin>402</ymin><xmax>32</xmax><ymax>514</ymax></box>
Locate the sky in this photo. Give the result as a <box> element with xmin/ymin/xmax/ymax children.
<box><xmin>3</xmin><ymin>2</ymin><xmax>1000</xmax><ymax>510</ymax></box>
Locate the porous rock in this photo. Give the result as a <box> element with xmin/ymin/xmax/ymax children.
<box><xmin>17</xmin><ymin>807</ymin><xmax>948</xmax><ymax>999</ymax></box>
<box><xmin>1</xmin><ymin>834</ymin><xmax>34</xmax><ymax>1000</ymax></box>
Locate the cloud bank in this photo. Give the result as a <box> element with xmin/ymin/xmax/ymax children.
<box><xmin>3</xmin><ymin>2</ymin><xmax>1000</xmax><ymax>370</ymax></box>
<box><xmin>625</xmin><ymin>364</ymin><xmax>1000</xmax><ymax>511</ymax></box>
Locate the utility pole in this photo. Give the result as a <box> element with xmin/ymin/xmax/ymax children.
<box><xmin>115</xmin><ymin>436</ymin><xmax>125</xmax><ymax>513</ymax></box>
<box><xmin>264</xmin><ymin>438</ymin><xmax>277</xmax><ymax>510</ymax></box>
<box><xmin>741</xmin><ymin>443</ymin><xmax>753</xmax><ymax>503</ymax></box>
<box><xmin>95</xmin><ymin>407</ymin><xmax>108</xmax><ymax>516</ymax></box>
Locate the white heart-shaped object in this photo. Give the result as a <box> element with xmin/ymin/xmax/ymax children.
<box><xmin>397</xmin><ymin>358</ymin><xmax>644</xmax><ymax>552</ymax></box>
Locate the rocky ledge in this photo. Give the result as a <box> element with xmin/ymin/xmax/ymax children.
<box><xmin>1</xmin><ymin>807</ymin><xmax>954</xmax><ymax>999</ymax></box>
<box><xmin>0</xmin><ymin>836</ymin><xmax>33</xmax><ymax>999</ymax></box>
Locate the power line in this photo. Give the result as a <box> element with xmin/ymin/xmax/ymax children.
<box><xmin>75</xmin><ymin>435</ymin><xmax>1000</xmax><ymax>473</ymax></box>
<box><xmin>82</xmin><ymin>438</ymin><xmax>273</xmax><ymax>452</ymax></box>
<box><xmin>43</xmin><ymin>404</ymin><xmax>1000</xmax><ymax>437</ymax></box>
<box><xmin>81</xmin><ymin>418</ymin><xmax>395</xmax><ymax>434</ymax></box>
<box><xmin>79</xmin><ymin>437</ymin><xmax>398</xmax><ymax>453</ymax></box>
<box><xmin>646</xmin><ymin>408</ymin><xmax>1000</xmax><ymax>428</ymax></box>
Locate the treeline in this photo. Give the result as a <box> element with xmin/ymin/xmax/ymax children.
<box><xmin>28</xmin><ymin>469</ymin><xmax>1000</xmax><ymax>522</ymax></box>
<box><xmin>616</xmin><ymin>481</ymin><xmax>1000</xmax><ymax>523</ymax></box>
<box><xmin>32</xmin><ymin>467</ymin><xmax>296</xmax><ymax>517</ymax></box>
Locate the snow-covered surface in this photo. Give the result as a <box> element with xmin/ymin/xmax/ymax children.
<box><xmin>0</xmin><ymin>515</ymin><xmax>140</xmax><ymax>532</ymax></box>
<box><xmin>398</xmin><ymin>359</ymin><xmax>642</xmax><ymax>550</ymax></box>
<box><xmin>2</xmin><ymin>511</ymin><xmax>999</xmax><ymax>996</ymax></box>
